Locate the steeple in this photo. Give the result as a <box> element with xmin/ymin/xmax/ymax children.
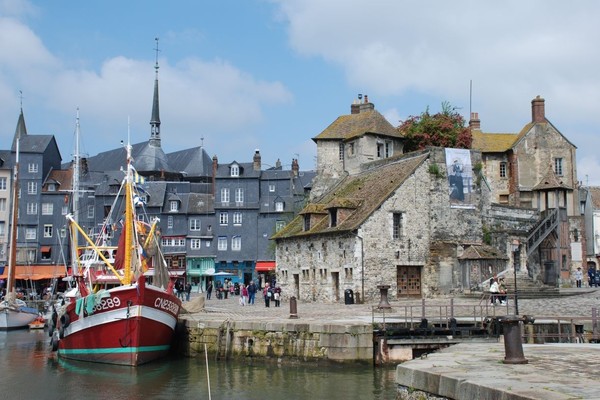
<box><xmin>11</xmin><ymin>92</ymin><xmax>28</xmax><ymax>152</ymax></box>
<box><xmin>149</xmin><ymin>37</ymin><xmax>161</xmax><ymax>147</ymax></box>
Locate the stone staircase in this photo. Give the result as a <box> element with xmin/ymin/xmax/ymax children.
<box><xmin>462</xmin><ymin>271</ymin><xmax>561</xmax><ymax>299</ymax></box>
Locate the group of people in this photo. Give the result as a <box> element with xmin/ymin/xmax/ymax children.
<box><xmin>205</xmin><ymin>279</ymin><xmax>282</xmax><ymax>307</ymax></box>
<box><xmin>262</xmin><ymin>282</ymin><xmax>282</xmax><ymax>307</ymax></box>
<box><xmin>174</xmin><ymin>280</ymin><xmax>192</xmax><ymax>301</ymax></box>
<box><xmin>488</xmin><ymin>276</ymin><xmax>508</xmax><ymax>305</ymax></box>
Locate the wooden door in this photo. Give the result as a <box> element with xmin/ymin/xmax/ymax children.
<box><xmin>397</xmin><ymin>266</ymin><xmax>421</xmax><ymax>297</ymax></box>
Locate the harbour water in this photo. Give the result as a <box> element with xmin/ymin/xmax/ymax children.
<box><xmin>0</xmin><ymin>329</ymin><xmax>397</xmax><ymax>400</ymax></box>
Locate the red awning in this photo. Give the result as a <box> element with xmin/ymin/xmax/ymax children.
<box><xmin>40</xmin><ymin>246</ymin><xmax>52</xmax><ymax>252</ymax></box>
<box><xmin>0</xmin><ymin>265</ymin><xmax>67</xmax><ymax>280</ymax></box>
<box><xmin>255</xmin><ymin>261</ymin><xmax>276</xmax><ymax>272</ymax></box>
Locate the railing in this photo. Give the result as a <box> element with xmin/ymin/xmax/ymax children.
<box><xmin>370</xmin><ymin>296</ymin><xmax>600</xmax><ymax>344</ymax></box>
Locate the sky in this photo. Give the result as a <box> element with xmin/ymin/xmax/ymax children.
<box><xmin>1</xmin><ymin>0</ymin><xmax>600</xmax><ymax>184</ymax></box>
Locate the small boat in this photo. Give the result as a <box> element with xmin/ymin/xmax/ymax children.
<box><xmin>0</xmin><ymin>110</ymin><xmax>39</xmax><ymax>330</ymax></box>
<box><xmin>50</xmin><ymin>117</ymin><xmax>181</xmax><ymax>366</ymax></box>
<box><xmin>28</xmin><ymin>316</ymin><xmax>46</xmax><ymax>330</ymax></box>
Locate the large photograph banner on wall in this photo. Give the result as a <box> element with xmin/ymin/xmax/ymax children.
<box><xmin>445</xmin><ymin>148</ymin><xmax>474</xmax><ymax>208</ymax></box>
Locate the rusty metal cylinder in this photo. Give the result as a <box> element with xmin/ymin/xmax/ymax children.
<box><xmin>502</xmin><ymin>315</ymin><xmax>528</xmax><ymax>364</ymax></box>
<box><xmin>289</xmin><ymin>296</ymin><xmax>298</xmax><ymax>319</ymax></box>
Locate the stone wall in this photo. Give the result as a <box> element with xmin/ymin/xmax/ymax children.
<box><xmin>178</xmin><ymin>319</ymin><xmax>373</xmax><ymax>364</ymax></box>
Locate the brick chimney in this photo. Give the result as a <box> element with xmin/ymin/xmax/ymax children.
<box><xmin>531</xmin><ymin>95</ymin><xmax>545</xmax><ymax>123</ymax></box>
<box><xmin>469</xmin><ymin>112</ymin><xmax>481</xmax><ymax>130</ymax></box>
<box><xmin>291</xmin><ymin>158</ymin><xmax>299</xmax><ymax>177</ymax></box>
<box><xmin>253</xmin><ymin>149</ymin><xmax>261</xmax><ymax>171</ymax></box>
<box><xmin>212</xmin><ymin>155</ymin><xmax>218</xmax><ymax>196</ymax></box>
<box><xmin>351</xmin><ymin>94</ymin><xmax>375</xmax><ymax>114</ymax></box>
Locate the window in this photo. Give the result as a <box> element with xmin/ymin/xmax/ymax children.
<box><xmin>27</xmin><ymin>181</ymin><xmax>37</xmax><ymax>194</ymax></box>
<box><xmin>27</xmin><ymin>203</ymin><xmax>38</xmax><ymax>215</ymax></box>
<box><xmin>47</xmin><ymin>183</ymin><xmax>57</xmax><ymax>192</ymax></box>
<box><xmin>269</xmin><ymin>184</ymin><xmax>275</xmax><ymax>192</ymax></box>
<box><xmin>554</xmin><ymin>158</ymin><xmax>563</xmax><ymax>176</ymax></box>
<box><xmin>167</xmin><ymin>215</ymin><xmax>173</xmax><ymax>228</ymax></box>
<box><xmin>189</xmin><ymin>219</ymin><xmax>201</xmax><ymax>231</ymax></box>
<box><xmin>190</xmin><ymin>239</ymin><xmax>201</xmax><ymax>249</ymax></box>
<box><xmin>44</xmin><ymin>224</ymin><xmax>53</xmax><ymax>238</ymax></box>
<box><xmin>0</xmin><ymin>221</ymin><xmax>4</xmax><ymax>236</ymax></box>
<box><xmin>339</xmin><ymin>143</ymin><xmax>344</xmax><ymax>161</ymax></box>
<box><xmin>499</xmin><ymin>162</ymin><xmax>507</xmax><ymax>178</ymax></box>
<box><xmin>275</xmin><ymin>201</ymin><xmax>284</xmax><ymax>212</ymax></box>
<box><xmin>218</xmin><ymin>236</ymin><xmax>227</xmax><ymax>251</ymax></box>
<box><xmin>0</xmin><ymin>198</ymin><xmax>6</xmax><ymax>212</ymax></box>
<box><xmin>235</xmin><ymin>188</ymin><xmax>244</xmax><ymax>204</ymax></box>
<box><xmin>385</xmin><ymin>141</ymin><xmax>393</xmax><ymax>158</ymax></box>
<box><xmin>275</xmin><ymin>220</ymin><xmax>285</xmax><ymax>232</ymax></box>
<box><xmin>220</xmin><ymin>188</ymin><xmax>230</xmax><ymax>204</ymax></box>
<box><xmin>220</xmin><ymin>212</ymin><xmax>228</xmax><ymax>225</ymax></box>
<box><xmin>230</xmin><ymin>165</ymin><xmax>239</xmax><ymax>177</ymax></box>
<box><xmin>26</xmin><ymin>228</ymin><xmax>36</xmax><ymax>240</ymax></box>
<box><xmin>60</xmin><ymin>227</ymin><xmax>66</xmax><ymax>238</ymax></box>
<box><xmin>303</xmin><ymin>215</ymin><xmax>310</xmax><ymax>231</ymax></box>
<box><xmin>231</xmin><ymin>236</ymin><xmax>241</xmax><ymax>251</ymax></box>
<box><xmin>0</xmin><ymin>177</ymin><xmax>6</xmax><ymax>190</ymax></box>
<box><xmin>348</xmin><ymin>142</ymin><xmax>355</xmax><ymax>155</ymax></box>
<box><xmin>393</xmin><ymin>212</ymin><xmax>403</xmax><ymax>239</ymax></box>
<box><xmin>87</xmin><ymin>205</ymin><xmax>94</xmax><ymax>218</ymax></box>
<box><xmin>42</xmin><ymin>203</ymin><xmax>53</xmax><ymax>215</ymax></box>
<box><xmin>28</xmin><ymin>163</ymin><xmax>38</xmax><ymax>173</ymax></box>
<box><xmin>41</xmin><ymin>246</ymin><xmax>51</xmax><ymax>260</ymax></box>
<box><xmin>170</xmin><ymin>200</ymin><xmax>178</xmax><ymax>212</ymax></box>
<box><xmin>233</xmin><ymin>212</ymin><xmax>242</xmax><ymax>225</ymax></box>
<box><xmin>329</xmin><ymin>209</ymin><xmax>337</xmax><ymax>227</ymax></box>
<box><xmin>62</xmin><ymin>206</ymin><xmax>68</xmax><ymax>215</ymax></box>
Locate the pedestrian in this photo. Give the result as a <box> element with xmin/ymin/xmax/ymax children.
<box><xmin>263</xmin><ymin>282</ymin><xmax>271</xmax><ymax>307</ymax></box>
<box><xmin>206</xmin><ymin>281</ymin><xmax>213</xmax><ymax>300</ymax></box>
<box><xmin>489</xmin><ymin>276</ymin><xmax>499</xmax><ymax>305</ymax></box>
<box><xmin>185</xmin><ymin>282</ymin><xmax>192</xmax><ymax>301</ymax></box>
<box><xmin>223</xmin><ymin>279</ymin><xmax>229</xmax><ymax>299</ymax></box>
<box><xmin>588</xmin><ymin>268</ymin><xmax>595</xmax><ymax>288</ymax></box>
<box><xmin>247</xmin><ymin>281</ymin><xmax>257</xmax><ymax>305</ymax></box>
<box><xmin>238</xmin><ymin>284</ymin><xmax>248</xmax><ymax>306</ymax></box>
<box><xmin>498</xmin><ymin>278</ymin><xmax>507</xmax><ymax>305</ymax></box>
<box><xmin>274</xmin><ymin>286</ymin><xmax>281</xmax><ymax>307</ymax></box>
<box><xmin>575</xmin><ymin>267</ymin><xmax>583</xmax><ymax>288</ymax></box>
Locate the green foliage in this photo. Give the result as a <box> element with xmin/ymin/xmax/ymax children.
<box><xmin>398</xmin><ymin>101</ymin><xmax>472</xmax><ymax>152</ymax></box>
<box><xmin>482</xmin><ymin>225</ymin><xmax>492</xmax><ymax>245</ymax></box>
<box><xmin>428</xmin><ymin>163</ymin><xmax>443</xmax><ymax>178</ymax></box>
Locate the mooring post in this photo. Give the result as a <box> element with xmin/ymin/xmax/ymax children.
<box><xmin>377</xmin><ymin>285</ymin><xmax>391</xmax><ymax>309</ymax></box>
<box><xmin>502</xmin><ymin>315</ymin><xmax>529</xmax><ymax>364</ymax></box>
<box><xmin>289</xmin><ymin>296</ymin><xmax>298</xmax><ymax>319</ymax></box>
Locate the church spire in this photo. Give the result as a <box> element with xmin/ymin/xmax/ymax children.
<box><xmin>11</xmin><ymin>91</ymin><xmax>28</xmax><ymax>152</ymax></box>
<box><xmin>149</xmin><ymin>37</ymin><xmax>161</xmax><ymax>147</ymax></box>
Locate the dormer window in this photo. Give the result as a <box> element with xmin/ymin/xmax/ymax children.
<box><xmin>170</xmin><ymin>200</ymin><xmax>178</xmax><ymax>212</ymax></box>
<box><xmin>275</xmin><ymin>201</ymin><xmax>284</xmax><ymax>212</ymax></box>
<box><xmin>303</xmin><ymin>215</ymin><xmax>310</xmax><ymax>231</ymax></box>
<box><xmin>329</xmin><ymin>208</ymin><xmax>337</xmax><ymax>227</ymax></box>
<box><xmin>47</xmin><ymin>183</ymin><xmax>57</xmax><ymax>192</ymax></box>
<box><xmin>231</xmin><ymin>165</ymin><xmax>239</xmax><ymax>177</ymax></box>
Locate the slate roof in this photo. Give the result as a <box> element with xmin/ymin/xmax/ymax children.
<box><xmin>167</xmin><ymin>146</ymin><xmax>212</xmax><ymax>178</ymax></box>
<box><xmin>533</xmin><ymin>164</ymin><xmax>573</xmax><ymax>191</ymax></box>
<box><xmin>272</xmin><ymin>151</ymin><xmax>429</xmax><ymax>239</ymax></box>
<box><xmin>313</xmin><ymin>109</ymin><xmax>400</xmax><ymax>142</ymax></box>
<box><xmin>133</xmin><ymin>142</ymin><xmax>174</xmax><ymax>173</ymax></box>
<box><xmin>458</xmin><ymin>243</ymin><xmax>508</xmax><ymax>260</ymax></box>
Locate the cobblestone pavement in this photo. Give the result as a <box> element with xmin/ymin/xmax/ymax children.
<box><xmin>182</xmin><ymin>287</ymin><xmax>600</xmax><ymax>323</ymax></box>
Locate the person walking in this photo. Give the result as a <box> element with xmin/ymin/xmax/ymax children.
<box><xmin>247</xmin><ymin>281</ymin><xmax>257</xmax><ymax>305</ymax></box>
<box><xmin>206</xmin><ymin>281</ymin><xmax>213</xmax><ymax>300</ymax></box>
<box><xmin>185</xmin><ymin>282</ymin><xmax>192</xmax><ymax>301</ymax></box>
<box><xmin>263</xmin><ymin>282</ymin><xmax>271</xmax><ymax>307</ymax></box>
<box><xmin>273</xmin><ymin>286</ymin><xmax>281</xmax><ymax>307</ymax></box>
<box><xmin>489</xmin><ymin>276</ymin><xmax>500</xmax><ymax>305</ymax></box>
<box><xmin>240</xmin><ymin>284</ymin><xmax>248</xmax><ymax>306</ymax></box>
<box><xmin>575</xmin><ymin>267</ymin><xmax>583</xmax><ymax>288</ymax></box>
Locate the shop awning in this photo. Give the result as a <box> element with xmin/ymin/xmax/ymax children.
<box><xmin>255</xmin><ymin>261</ymin><xmax>276</xmax><ymax>272</ymax></box>
<box><xmin>0</xmin><ymin>265</ymin><xmax>67</xmax><ymax>280</ymax></box>
<box><xmin>40</xmin><ymin>246</ymin><xmax>52</xmax><ymax>252</ymax></box>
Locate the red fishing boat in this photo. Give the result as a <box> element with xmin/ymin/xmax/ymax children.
<box><xmin>50</xmin><ymin>131</ymin><xmax>181</xmax><ymax>366</ymax></box>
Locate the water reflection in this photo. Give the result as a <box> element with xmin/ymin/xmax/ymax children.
<box><xmin>0</xmin><ymin>330</ymin><xmax>397</xmax><ymax>400</ymax></box>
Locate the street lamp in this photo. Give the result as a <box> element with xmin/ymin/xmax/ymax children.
<box><xmin>511</xmin><ymin>240</ymin><xmax>520</xmax><ymax>315</ymax></box>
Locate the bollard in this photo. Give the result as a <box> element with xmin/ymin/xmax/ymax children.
<box><xmin>501</xmin><ymin>315</ymin><xmax>528</xmax><ymax>364</ymax></box>
<box><xmin>289</xmin><ymin>296</ymin><xmax>298</xmax><ymax>319</ymax></box>
<box><xmin>377</xmin><ymin>285</ymin><xmax>391</xmax><ymax>309</ymax></box>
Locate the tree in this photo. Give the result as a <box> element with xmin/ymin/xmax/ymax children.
<box><xmin>398</xmin><ymin>101</ymin><xmax>472</xmax><ymax>153</ymax></box>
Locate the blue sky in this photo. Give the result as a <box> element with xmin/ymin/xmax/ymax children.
<box><xmin>2</xmin><ymin>0</ymin><xmax>600</xmax><ymax>184</ymax></box>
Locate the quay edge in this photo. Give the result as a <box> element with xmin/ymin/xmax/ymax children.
<box><xmin>175</xmin><ymin>318</ymin><xmax>374</xmax><ymax>364</ymax></box>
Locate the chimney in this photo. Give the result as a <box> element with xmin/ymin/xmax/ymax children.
<box><xmin>253</xmin><ymin>149</ymin><xmax>261</xmax><ymax>171</ymax></box>
<box><xmin>212</xmin><ymin>155</ymin><xmax>218</xmax><ymax>196</ymax></box>
<box><xmin>351</xmin><ymin>94</ymin><xmax>363</xmax><ymax>114</ymax></box>
<box><xmin>291</xmin><ymin>158</ymin><xmax>299</xmax><ymax>177</ymax></box>
<box><xmin>469</xmin><ymin>112</ymin><xmax>481</xmax><ymax>130</ymax></box>
<box><xmin>275</xmin><ymin>158</ymin><xmax>281</xmax><ymax>168</ymax></box>
<box><xmin>532</xmin><ymin>95</ymin><xmax>545</xmax><ymax>123</ymax></box>
<box><xmin>359</xmin><ymin>94</ymin><xmax>374</xmax><ymax>113</ymax></box>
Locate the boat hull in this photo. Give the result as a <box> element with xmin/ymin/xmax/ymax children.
<box><xmin>0</xmin><ymin>307</ymin><xmax>39</xmax><ymax>330</ymax></box>
<box><xmin>56</xmin><ymin>284</ymin><xmax>181</xmax><ymax>366</ymax></box>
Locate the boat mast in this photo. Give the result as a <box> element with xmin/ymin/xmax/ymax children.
<box><xmin>123</xmin><ymin>131</ymin><xmax>134</xmax><ymax>285</ymax></box>
<box><xmin>7</xmin><ymin>119</ymin><xmax>20</xmax><ymax>296</ymax></box>
<box><xmin>71</xmin><ymin>110</ymin><xmax>80</xmax><ymax>274</ymax></box>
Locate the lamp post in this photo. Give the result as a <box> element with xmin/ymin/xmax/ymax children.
<box><xmin>511</xmin><ymin>240</ymin><xmax>520</xmax><ymax>315</ymax></box>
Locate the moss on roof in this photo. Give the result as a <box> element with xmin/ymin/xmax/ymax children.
<box><xmin>471</xmin><ymin>130</ymin><xmax>519</xmax><ymax>153</ymax></box>
<box><xmin>313</xmin><ymin>109</ymin><xmax>400</xmax><ymax>141</ymax></box>
<box><xmin>273</xmin><ymin>152</ymin><xmax>429</xmax><ymax>239</ymax></box>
